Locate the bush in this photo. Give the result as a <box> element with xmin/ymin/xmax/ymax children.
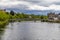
<box><xmin>0</xmin><ymin>10</ymin><xmax>9</xmax><ymax>21</ymax></box>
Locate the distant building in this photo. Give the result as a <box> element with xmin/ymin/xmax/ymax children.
<box><xmin>58</xmin><ymin>13</ymin><xmax>60</xmax><ymax>20</ymax></box>
<box><xmin>48</xmin><ymin>13</ymin><xmax>56</xmax><ymax>20</ymax></box>
<box><xmin>47</xmin><ymin>12</ymin><xmax>60</xmax><ymax>21</ymax></box>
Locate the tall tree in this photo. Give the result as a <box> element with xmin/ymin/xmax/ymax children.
<box><xmin>10</xmin><ymin>10</ymin><xmax>15</xmax><ymax>16</ymax></box>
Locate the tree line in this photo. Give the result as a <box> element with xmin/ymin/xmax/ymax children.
<box><xmin>0</xmin><ymin>10</ymin><xmax>48</xmax><ymax>22</ymax></box>
<box><xmin>0</xmin><ymin>10</ymin><xmax>48</xmax><ymax>31</ymax></box>
<box><xmin>7</xmin><ymin>10</ymin><xmax>48</xmax><ymax>20</ymax></box>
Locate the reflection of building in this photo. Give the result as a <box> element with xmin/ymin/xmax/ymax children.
<box><xmin>48</xmin><ymin>12</ymin><xmax>60</xmax><ymax>21</ymax></box>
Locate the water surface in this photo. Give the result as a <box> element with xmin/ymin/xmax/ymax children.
<box><xmin>2</xmin><ymin>21</ymin><xmax>60</xmax><ymax>40</ymax></box>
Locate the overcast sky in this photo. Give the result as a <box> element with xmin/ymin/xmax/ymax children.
<box><xmin>0</xmin><ymin>0</ymin><xmax>60</xmax><ymax>10</ymax></box>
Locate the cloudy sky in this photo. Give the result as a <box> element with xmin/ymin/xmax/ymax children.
<box><xmin>0</xmin><ymin>0</ymin><xmax>60</xmax><ymax>10</ymax></box>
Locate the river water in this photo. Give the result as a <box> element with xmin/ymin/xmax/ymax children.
<box><xmin>1</xmin><ymin>21</ymin><xmax>60</xmax><ymax>40</ymax></box>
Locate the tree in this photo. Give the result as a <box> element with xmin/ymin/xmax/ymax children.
<box><xmin>40</xmin><ymin>15</ymin><xmax>44</xmax><ymax>19</ymax></box>
<box><xmin>10</xmin><ymin>10</ymin><xmax>15</xmax><ymax>16</ymax></box>
<box><xmin>0</xmin><ymin>10</ymin><xmax>9</xmax><ymax>21</ymax></box>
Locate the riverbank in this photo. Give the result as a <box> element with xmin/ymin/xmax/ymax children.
<box><xmin>41</xmin><ymin>19</ymin><xmax>60</xmax><ymax>23</ymax></box>
<box><xmin>0</xmin><ymin>20</ymin><xmax>9</xmax><ymax>35</ymax></box>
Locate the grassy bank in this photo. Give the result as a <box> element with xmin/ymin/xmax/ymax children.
<box><xmin>41</xmin><ymin>19</ymin><xmax>60</xmax><ymax>23</ymax></box>
<box><xmin>0</xmin><ymin>20</ymin><xmax>9</xmax><ymax>35</ymax></box>
<box><xmin>0</xmin><ymin>10</ymin><xmax>10</xmax><ymax>35</ymax></box>
<box><xmin>0</xmin><ymin>20</ymin><xmax>8</xmax><ymax>28</ymax></box>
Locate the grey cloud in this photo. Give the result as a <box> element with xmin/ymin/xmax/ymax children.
<box><xmin>19</xmin><ymin>0</ymin><xmax>60</xmax><ymax>6</ymax></box>
<box><xmin>1</xmin><ymin>0</ymin><xmax>60</xmax><ymax>10</ymax></box>
<box><xmin>10</xmin><ymin>4</ymin><xmax>29</xmax><ymax>10</ymax></box>
<box><xmin>0</xmin><ymin>4</ymin><xmax>29</xmax><ymax>10</ymax></box>
<box><xmin>16</xmin><ymin>4</ymin><xmax>29</xmax><ymax>10</ymax></box>
<box><xmin>53</xmin><ymin>2</ymin><xmax>60</xmax><ymax>5</ymax></box>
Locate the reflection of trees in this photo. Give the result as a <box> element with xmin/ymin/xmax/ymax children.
<box><xmin>10</xmin><ymin>22</ymin><xmax>14</xmax><ymax>30</ymax></box>
<box><xmin>57</xmin><ymin>24</ymin><xmax>60</xmax><ymax>32</ymax></box>
<box><xmin>11</xmin><ymin>23</ymin><xmax>14</xmax><ymax>26</ymax></box>
<box><xmin>58</xmin><ymin>25</ymin><xmax>60</xmax><ymax>29</ymax></box>
<box><xmin>0</xmin><ymin>36</ymin><xmax>2</xmax><ymax>40</ymax></box>
<box><xmin>0</xmin><ymin>28</ymin><xmax>4</xmax><ymax>40</ymax></box>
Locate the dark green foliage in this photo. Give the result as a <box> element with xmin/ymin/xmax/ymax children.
<box><xmin>40</xmin><ymin>15</ymin><xmax>44</xmax><ymax>19</ymax></box>
<box><xmin>0</xmin><ymin>10</ymin><xmax>9</xmax><ymax>32</ymax></box>
<box><xmin>0</xmin><ymin>10</ymin><xmax>9</xmax><ymax>21</ymax></box>
<box><xmin>10</xmin><ymin>10</ymin><xmax>15</xmax><ymax>16</ymax></box>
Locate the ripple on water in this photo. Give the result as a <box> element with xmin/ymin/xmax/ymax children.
<box><xmin>2</xmin><ymin>22</ymin><xmax>60</xmax><ymax>40</ymax></box>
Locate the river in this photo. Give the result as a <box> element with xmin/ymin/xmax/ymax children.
<box><xmin>1</xmin><ymin>21</ymin><xmax>60</xmax><ymax>40</ymax></box>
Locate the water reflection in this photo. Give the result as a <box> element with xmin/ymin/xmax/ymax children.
<box><xmin>2</xmin><ymin>21</ymin><xmax>60</xmax><ymax>40</ymax></box>
<box><xmin>0</xmin><ymin>36</ymin><xmax>1</xmax><ymax>40</ymax></box>
<box><xmin>0</xmin><ymin>28</ymin><xmax>5</xmax><ymax>40</ymax></box>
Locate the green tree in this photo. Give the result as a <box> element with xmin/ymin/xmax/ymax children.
<box><xmin>0</xmin><ymin>10</ymin><xmax>9</xmax><ymax>21</ymax></box>
<box><xmin>10</xmin><ymin>10</ymin><xmax>15</xmax><ymax>16</ymax></box>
